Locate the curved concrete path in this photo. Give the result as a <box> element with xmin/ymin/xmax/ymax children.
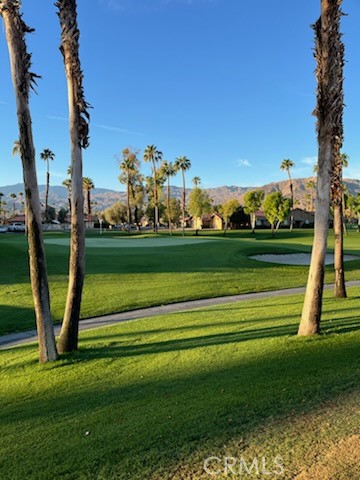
<box><xmin>1</xmin><ymin>280</ymin><xmax>360</xmax><ymax>350</ymax></box>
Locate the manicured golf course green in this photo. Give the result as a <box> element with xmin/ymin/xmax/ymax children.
<box><xmin>1</xmin><ymin>228</ymin><xmax>360</xmax><ymax>335</ymax></box>
<box><xmin>1</xmin><ymin>229</ymin><xmax>359</xmax><ymax>479</ymax></box>
<box><xmin>1</xmin><ymin>289</ymin><xmax>359</xmax><ymax>479</ymax></box>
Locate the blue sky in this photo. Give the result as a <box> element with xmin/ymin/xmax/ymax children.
<box><xmin>0</xmin><ymin>0</ymin><xmax>359</xmax><ymax>191</ymax></box>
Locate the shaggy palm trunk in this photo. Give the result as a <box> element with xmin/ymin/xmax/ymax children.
<box><xmin>299</xmin><ymin>0</ymin><xmax>344</xmax><ymax>335</ymax></box>
<box><xmin>181</xmin><ymin>171</ymin><xmax>186</xmax><ymax>236</ymax></box>
<box><xmin>57</xmin><ymin>0</ymin><xmax>89</xmax><ymax>353</ymax></box>
<box><xmin>332</xmin><ymin>147</ymin><xmax>346</xmax><ymax>298</ymax></box>
<box><xmin>333</xmin><ymin>203</ymin><xmax>346</xmax><ymax>297</ymax></box>
<box><xmin>1</xmin><ymin>2</ymin><xmax>57</xmax><ymax>362</ymax></box>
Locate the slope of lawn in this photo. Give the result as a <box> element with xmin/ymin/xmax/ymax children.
<box><xmin>1</xmin><ymin>229</ymin><xmax>360</xmax><ymax>335</ymax></box>
<box><xmin>0</xmin><ymin>289</ymin><xmax>359</xmax><ymax>479</ymax></box>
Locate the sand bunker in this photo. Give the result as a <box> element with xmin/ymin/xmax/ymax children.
<box><xmin>250</xmin><ymin>253</ymin><xmax>360</xmax><ymax>265</ymax></box>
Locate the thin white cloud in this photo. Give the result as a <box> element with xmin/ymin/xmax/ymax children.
<box><xmin>0</xmin><ymin>100</ymin><xmax>7</xmax><ymax>105</ymax></box>
<box><xmin>47</xmin><ymin>116</ymin><xmax>143</xmax><ymax>136</ymax></box>
<box><xmin>94</xmin><ymin>123</ymin><xmax>143</xmax><ymax>136</ymax></box>
<box><xmin>235</xmin><ymin>159</ymin><xmax>251</xmax><ymax>167</ymax></box>
<box><xmin>47</xmin><ymin>115</ymin><xmax>68</xmax><ymax>122</ymax></box>
<box><xmin>99</xmin><ymin>0</ymin><xmax>217</xmax><ymax>12</ymax></box>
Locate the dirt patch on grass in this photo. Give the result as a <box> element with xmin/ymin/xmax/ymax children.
<box><xmin>294</xmin><ymin>434</ymin><xmax>360</xmax><ymax>480</ymax></box>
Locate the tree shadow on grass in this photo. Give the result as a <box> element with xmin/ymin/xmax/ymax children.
<box><xmin>0</xmin><ymin>304</ymin><xmax>36</xmax><ymax>336</ymax></box>
<box><xmin>1</xmin><ymin>322</ymin><xmax>359</xmax><ymax>480</ymax></box>
<box><xmin>77</xmin><ymin>311</ymin><xmax>360</xmax><ymax>362</ymax></box>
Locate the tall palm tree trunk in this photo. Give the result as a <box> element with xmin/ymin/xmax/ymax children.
<box><xmin>342</xmin><ymin>190</ymin><xmax>347</xmax><ymax>236</ymax></box>
<box><xmin>288</xmin><ymin>174</ymin><xmax>294</xmax><ymax>231</ymax></box>
<box><xmin>57</xmin><ymin>0</ymin><xmax>90</xmax><ymax>353</ymax></box>
<box><xmin>299</xmin><ymin>143</ymin><xmax>332</xmax><ymax>335</ymax></box>
<box><xmin>181</xmin><ymin>171</ymin><xmax>185</xmax><ymax>236</ymax></box>
<box><xmin>333</xmin><ymin>202</ymin><xmax>346</xmax><ymax>297</ymax></box>
<box><xmin>299</xmin><ymin>0</ymin><xmax>344</xmax><ymax>335</ymax></box>
<box><xmin>45</xmin><ymin>165</ymin><xmax>50</xmax><ymax>216</ymax></box>
<box><xmin>167</xmin><ymin>177</ymin><xmax>172</xmax><ymax>235</ymax></box>
<box><xmin>126</xmin><ymin>180</ymin><xmax>131</xmax><ymax>235</ymax></box>
<box><xmin>1</xmin><ymin>2</ymin><xmax>57</xmax><ymax>362</ymax></box>
<box><xmin>87</xmin><ymin>190</ymin><xmax>91</xmax><ymax>217</ymax></box>
<box><xmin>153</xmin><ymin>160</ymin><xmax>158</xmax><ymax>233</ymax></box>
<box><xmin>332</xmin><ymin>153</ymin><xmax>346</xmax><ymax>298</ymax></box>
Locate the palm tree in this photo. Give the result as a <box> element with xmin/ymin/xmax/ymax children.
<box><xmin>280</xmin><ymin>159</ymin><xmax>295</xmax><ymax>230</ymax></box>
<box><xmin>10</xmin><ymin>193</ymin><xmax>17</xmax><ymax>216</ymax></box>
<box><xmin>82</xmin><ymin>177</ymin><xmax>94</xmax><ymax>217</ymax></box>
<box><xmin>160</xmin><ymin>160</ymin><xmax>176</xmax><ymax>234</ymax></box>
<box><xmin>299</xmin><ymin>0</ymin><xmax>344</xmax><ymax>335</ymax></box>
<box><xmin>174</xmin><ymin>156</ymin><xmax>191</xmax><ymax>236</ymax></box>
<box><xmin>332</xmin><ymin>152</ymin><xmax>348</xmax><ymax>298</ymax></box>
<box><xmin>0</xmin><ymin>1</ymin><xmax>57</xmax><ymax>361</ymax></box>
<box><xmin>40</xmin><ymin>148</ymin><xmax>55</xmax><ymax>218</ymax></box>
<box><xmin>192</xmin><ymin>176</ymin><xmax>201</xmax><ymax>187</ymax></box>
<box><xmin>306</xmin><ymin>179</ymin><xmax>316</xmax><ymax>211</ymax></box>
<box><xmin>62</xmin><ymin>178</ymin><xmax>72</xmax><ymax>212</ymax></box>
<box><xmin>56</xmin><ymin>0</ymin><xmax>90</xmax><ymax>354</ymax></box>
<box><xmin>143</xmin><ymin>145</ymin><xmax>162</xmax><ymax>233</ymax></box>
<box><xmin>119</xmin><ymin>148</ymin><xmax>139</xmax><ymax>234</ymax></box>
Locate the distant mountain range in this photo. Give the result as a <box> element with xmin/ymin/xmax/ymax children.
<box><xmin>1</xmin><ymin>178</ymin><xmax>359</xmax><ymax>212</ymax></box>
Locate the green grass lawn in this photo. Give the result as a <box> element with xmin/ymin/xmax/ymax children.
<box><xmin>1</xmin><ymin>289</ymin><xmax>359</xmax><ymax>479</ymax></box>
<box><xmin>1</xmin><ymin>229</ymin><xmax>360</xmax><ymax>335</ymax></box>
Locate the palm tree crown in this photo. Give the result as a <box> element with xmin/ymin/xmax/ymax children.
<box><xmin>192</xmin><ymin>176</ymin><xmax>201</xmax><ymax>187</ymax></box>
<box><xmin>143</xmin><ymin>145</ymin><xmax>163</xmax><ymax>168</ymax></box>
<box><xmin>280</xmin><ymin>158</ymin><xmax>295</xmax><ymax>176</ymax></box>
<box><xmin>40</xmin><ymin>148</ymin><xmax>55</xmax><ymax>164</ymax></box>
<box><xmin>160</xmin><ymin>160</ymin><xmax>176</xmax><ymax>178</ymax></box>
<box><xmin>174</xmin><ymin>156</ymin><xmax>191</xmax><ymax>174</ymax></box>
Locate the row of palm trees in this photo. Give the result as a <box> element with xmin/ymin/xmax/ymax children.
<box><xmin>120</xmin><ymin>145</ymin><xmax>192</xmax><ymax>235</ymax></box>
<box><xmin>62</xmin><ymin>170</ymin><xmax>95</xmax><ymax>217</ymax></box>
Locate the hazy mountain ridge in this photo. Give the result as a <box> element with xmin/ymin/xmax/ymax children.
<box><xmin>1</xmin><ymin>178</ymin><xmax>359</xmax><ymax>212</ymax></box>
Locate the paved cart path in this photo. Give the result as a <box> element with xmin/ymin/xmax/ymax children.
<box><xmin>1</xmin><ymin>280</ymin><xmax>360</xmax><ymax>349</ymax></box>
